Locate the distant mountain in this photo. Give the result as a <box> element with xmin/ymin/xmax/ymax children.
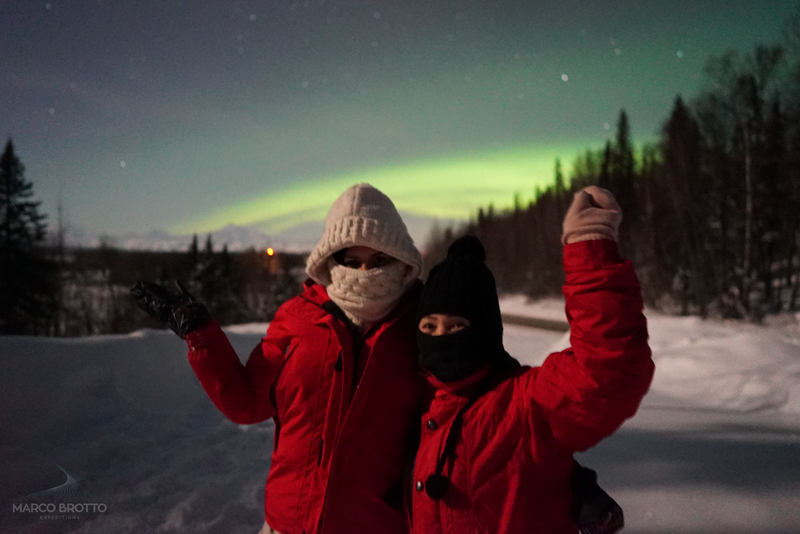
<box><xmin>63</xmin><ymin>213</ymin><xmax>461</xmax><ymax>253</ymax></box>
<box><xmin>63</xmin><ymin>224</ymin><xmax>275</xmax><ymax>252</ymax></box>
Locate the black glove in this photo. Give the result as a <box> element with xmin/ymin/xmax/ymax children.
<box><xmin>571</xmin><ymin>462</ymin><xmax>624</xmax><ymax>534</ymax></box>
<box><xmin>130</xmin><ymin>280</ymin><xmax>211</xmax><ymax>338</ymax></box>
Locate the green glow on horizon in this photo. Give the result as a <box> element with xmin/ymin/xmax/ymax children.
<box><xmin>170</xmin><ymin>142</ymin><xmax>583</xmax><ymax>235</ymax></box>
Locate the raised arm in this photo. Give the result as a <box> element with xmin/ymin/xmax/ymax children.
<box><xmin>523</xmin><ymin>187</ymin><xmax>654</xmax><ymax>451</ymax></box>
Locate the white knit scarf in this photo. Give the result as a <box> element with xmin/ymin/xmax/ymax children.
<box><xmin>326</xmin><ymin>259</ymin><xmax>410</xmax><ymax>328</ymax></box>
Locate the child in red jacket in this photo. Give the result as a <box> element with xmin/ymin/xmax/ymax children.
<box><xmin>411</xmin><ymin>186</ymin><xmax>654</xmax><ymax>534</ymax></box>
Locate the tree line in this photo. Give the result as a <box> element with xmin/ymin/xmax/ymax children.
<box><xmin>426</xmin><ymin>37</ymin><xmax>800</xmax><ymax>319</ymax></box>
<box><xmin>52</xmin><ymin>237</ymin><xmax>303</xmax><ymax>336</ymax></box>
<box><xmin>0</xmin><ymin>138</ymin><xmax>303</xmax><ymax>336</ymax></box>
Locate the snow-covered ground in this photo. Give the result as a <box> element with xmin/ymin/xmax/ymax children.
<box><xmin>1</xmin><ymin>299</ymin><xmax>799</xmax><ymax>533</ymax></box>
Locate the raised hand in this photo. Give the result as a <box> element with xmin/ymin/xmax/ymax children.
<box><xmin>561</xmin><ymin>186</ymin><xmax>622</xmax><ymax>244</ymax></box>
<box><xmin>130</xmin><ymin>280</ymin><xmax>211</xmax><ymax>338</ymax></box>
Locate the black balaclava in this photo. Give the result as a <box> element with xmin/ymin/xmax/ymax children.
<box><xmin>417</xmin><ymin>235</ymin><xmax>505</xmax><ymax>382</ymax></box>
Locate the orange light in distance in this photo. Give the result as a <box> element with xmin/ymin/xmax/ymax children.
<box><xmin>266</xmin><ymin>247</ymin><xmax>275</xmax><ymax>256</ymax></box>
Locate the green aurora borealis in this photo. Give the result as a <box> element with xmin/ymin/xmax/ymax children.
<box><xmin>172</xmin><ymin>142</ymin><xmax>578</xmax><ymax>235</ymax></box>
<box><xmin>3</xmin><ymin>1</ymin><xmax>798</xmax><ymax>246</ymax></box>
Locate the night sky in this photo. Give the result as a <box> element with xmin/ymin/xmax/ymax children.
<box><xmin>2</xmin><ymin>1</ymin><xmax>797</xmax><ymax>247</ymax></box>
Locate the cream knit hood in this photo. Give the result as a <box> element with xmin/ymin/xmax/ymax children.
<box><xmin>305</xmin><ymin>183</ymin><xmax>423</xmax><ymax>286</ymax></box>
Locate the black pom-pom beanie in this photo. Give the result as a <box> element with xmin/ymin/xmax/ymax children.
<box><xmin>417</xmin><ymin>236</ymin><xmax>505</xmax><ymax>372</ymax></box>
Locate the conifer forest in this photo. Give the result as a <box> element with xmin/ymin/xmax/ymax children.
<box><xmin>428</xmin><ymin>42</ymin><xmax>800</xmax><ymax>320</ymax></box>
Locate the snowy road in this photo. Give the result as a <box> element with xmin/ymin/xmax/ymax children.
<box><xmin>1</xmin><ymin>308</ymin><xmax>799</xmax><ymax>533</ymax></box>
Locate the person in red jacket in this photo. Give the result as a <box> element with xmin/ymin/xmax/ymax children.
<box><xmin>410</xmin><ymin>186</ymin><xmax>654</xmax><ymax>534</ymax></box>
<box><xmin>132</xmin><ymin>183</ymin><xmax>426</xmax><ymax>534</ymax></box>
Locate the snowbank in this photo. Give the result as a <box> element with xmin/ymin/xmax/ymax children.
<box><xmin>646</xmin><ymin>311</ymin><xmax>800</xmax><ymax>414</ymax></box>
<box><xmin>0</xmin><ymin>328</ymin><xmax>272</xmax><ymax>534</ymax></box>
<box><xmin>501</xmin><ymin>297</ymin><xmax>800</xmax><ymax>415</ymax></box>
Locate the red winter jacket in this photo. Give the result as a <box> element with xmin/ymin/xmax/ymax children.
<box><xmin>411</xmin><ymin>240</ymin><xmax>654</xmax><ymax>534</ymax></box>
<box><xmin>185</xmin><ymin>280</ymin><xmax>424</xmax><ymax>534</ymax></box>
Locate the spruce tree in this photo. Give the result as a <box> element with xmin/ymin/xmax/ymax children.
<box><xmin>610</xmin><ymin>110</ymin><xmax>639</xmax><ymax>257</ymax></box>
<box><xmin>662</xmin><ymin>97</ymin><xmax>711</xmax><ymax>315</ymax></box>
<box><xmin>0</xmin><ymin>139</ymin><xmax>57</xmax><ymax>334</ymax></box>
<box><xmin>0</xmin><ymin>140</ymin><xmax>46</xmax><ymax>251</ymax></box>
